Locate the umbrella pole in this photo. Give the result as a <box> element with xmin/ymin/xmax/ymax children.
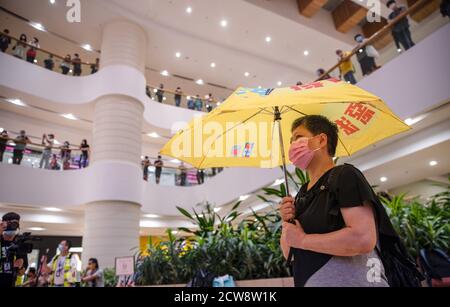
<box><xmin>274</xmin><ymin>106</ymin><xmax>290</xmax><ymax>196</ymax></box>
<box><xmin>275</xmin><ymin>106</ymin><xmax>295</xmax><ymax>268</ymax></box>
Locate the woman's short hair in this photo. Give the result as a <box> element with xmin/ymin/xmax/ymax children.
<box><xmin>291</xmin><ymin>115</ymin><xmax>339</xmax><ymax>156</ymax></box>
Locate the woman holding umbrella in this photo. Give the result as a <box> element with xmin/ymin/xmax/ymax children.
<box><xmin>280</xmin><ymin>115</ymin><xmax>389</xmax><ymax>287</ymax></box>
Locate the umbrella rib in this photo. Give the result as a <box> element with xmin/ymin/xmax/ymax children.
<box><xmin>286</xmin><ymin>105</ymin><xmax>351</xmax><ymax>156</ymax></box>
<box><xmin>197</xmin><ymin>109</ymin><xmax>266</xmax><ymax>169</ymax></box>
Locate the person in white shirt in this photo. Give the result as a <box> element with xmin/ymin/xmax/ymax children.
<box><xmin>42</xmin><ymin>240</ymin><xmax>80</xmax><ymax>287</ymax></box>
<box><xmin>81</xmin><ymin>258</ymin><xmax>104</xmax><ymax>287</ymax></box>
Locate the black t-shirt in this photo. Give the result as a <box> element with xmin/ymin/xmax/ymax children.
<box><xmin>0</xmin><ymin>237</ymin><xmax>27</xmax><ymax>287</ymax></box>
<box><xmin>389</xmin><ymin>7</ymin><xmax>409</xmax><ymax>32</ymax></box>
<box><xmin>292</xmin><ymin>164</ymin><xmax>378</xmax><ymax>287</ymax></box>
<box><xmin>81</xmin><ymin>144</ymin><xmax>90</xmax><ymax>157</ymax></box>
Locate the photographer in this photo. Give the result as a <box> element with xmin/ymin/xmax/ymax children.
<box><xmin>0</xmin><ymin>212</ymin><xmax>28</xmax><ymax>287</ymax></box>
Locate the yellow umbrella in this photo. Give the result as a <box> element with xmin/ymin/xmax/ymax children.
<box><xmin>161</xmin><ymin>79</ymin><xmax>410</xmax><ymax>194</ymax></box>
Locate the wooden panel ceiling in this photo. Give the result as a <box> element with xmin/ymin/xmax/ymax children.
<box><xmin>297</xmin><ymin>0</ymin><xmax>328</xmax><ymax>17</ymax></box>
<box><xmin>407</xmin><ymin>0</ymin><xmax>440</xmax><ymax>23</ymax></box>
<box><xmin>332</xmin><ymin>0</ymin><xmax>368</xmax><ymax>33</ymax></box>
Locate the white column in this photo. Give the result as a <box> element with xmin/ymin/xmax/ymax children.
<box><xmin>82</xmin><ymin>20</ymin><xmax>147</xmax><ymax>268</ymax></box>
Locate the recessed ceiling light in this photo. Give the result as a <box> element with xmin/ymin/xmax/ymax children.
<box><xmin>186</xmin><ymin>96</ymin><xmax>191</xmax><ymax>100</ymax></box>
<box><xmin>303</xmin><ymin>50</ymin><xmax>309</xmax><ymax>56</ymax></box>
<box><xmin>175</xmin><ymin>52</ymin><xmax>181</xmax><ymax>58</ymax></box>
<box><xmin>49</xmin><ymin>0</ymin><xmax>55</xmax><ymax>4</ymax></box>
<box><xmin>163</xmin><ymin>97</ymin><xmax>167</xmax><ymax>101</ymax></box>
<box><xmin>44</xmin><ymin>207</ymin><xmax>62</xmax><ymax>212</ymax></box>
<box><xmin>429</xmin><ymin>160</ymin><xmax>438</xmax><ymax>166</ymax></box>
<box><xmin>220</xmin><ymin>20</ymin><xmax>228</xmax><ymax>27</ymax></box>
<box><xmin>6</xmin><ymin>98</ymin><xmax>26</xmax><ymax>106</ymax></box>
<box><xmin>171</xmin><ymin>230</ymin><xmax>178</xmax><ymax>234</ymax></box>
<box><xmin>196</xmin><ymin>79</ymin><xmax>204</xmax><ymax>85</ymax></box>
<box><xmin>161</xmin><ymin>70</ymin><xmax>169</xmax><ymax>76</ymax></box>
<box><xmin>244</xmin><ymin>72</ymin><xmax>250</xmax><ymax>77</ymax></box>
<box><xmin>153</xmin><ymin>89</ymin><xmax>158</xmax><ymax>93</ymax></box>
<box><xmin>186</xmin><ymin>6</ymin><xmax>192</xmax><ymax>14</ymax></box>
<box><xmin>69</xmin><ymin>69</ymin><xmax>73</xmax><ymax>73</ymax></box>
<box><xmin>271</xmin><ymin>178</ymin><xmax>285</xmax><ymax>186</ymax></box>
<box><xmin>265</xmin><ymin>36</ymin><xmax>271</xmax><ymax>43</ymax></box>
<box><xmin>380</xmin><ymin>177</ymin><xmax>387</xmax><ymax>182</ymax></box>
<box><xmin>239</xmin><ymin>195</ymin><xmax>250</xmax><ymax>201</ymax></box>
<box><xmin>210</xmin><ymin>62</ymin><xmax>216</xmax><ymax>68</ymax></box>
<box><xmin>33</xmin><ymin>59</ymin><xmax>38</xmax><ymax>63</ymax></box>
<box><xmin>277</xmin><ymin>81</ymin><xmax>282</xmax><ymax>86</ymax></box>
<box><xmin>404</xmin><ymin>115</ymin><xmax>426</xmax><ymax>126</ymax></box>
<box><xmin>61</xmin><ymin>113</ymin><xmax>78</xmax><ymax>120</ymax></box>
<box><xmin>216</xmin><ymin>102</ymin><xmax>221</xmax><ymax>106</ymax></box>
<box><xmin>0</xmin><ymin>128</ymin><xmax>3</xmax><ymax>133</ymax></box>
<box><xmin>171</xmin><ymin>159</ymin><xmax>181</xmax><ymax>164</ymax></box>
<box><xmin>147</xmin><ymin>132</ymin><xmax>160</xmax><ymax>138</ymax></box>
<box><xmin>144</xmin><ymin>214</ymin><xmax>159</xmax><ymax>218</ymax></box>
<box><xmin>214</xmin><ymin>208</ymin><xmax>221</xmax><ymax>212</ymax></box>
<box><xmin>258</xmin><ymin>85</ymin><xmax>262</xmax><ymax>89</ymax></box>
<box><xmin>28</xmin><ymin>227</ymin><xmax>46</xmax><ymax>231</ymax></box>
<box><xmin>82</xmin><ymin>44</ymin><xmax>92</xmax><ymax>51</ymax></box>
<box><xmin>30</xmin><ymin>22</ymin><xmax>45</xmax><ymax>32</ymax></box>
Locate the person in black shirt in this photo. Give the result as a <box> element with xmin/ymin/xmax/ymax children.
<box><xmin>154</xmin><ymin>155</ymin><xmax>163</xmax><ymax>184</ymax></box>
<box><xmin>79</xmin><ymin>139</ymin><xmax>90</xmax><ymax>168</ymax></box>
<box><xmin>441</xmin><ymin>0</ymin><xmax>450</xmax><ymax>19</ymax></box>
<box><xmin>0</xmin><ymin>29</ymin><xmax>11</xmax><ymax>53</ymax></box>
<box><xmin>72</xmin><ymin>53</ymin><xmax>82</xmax><ymax>76</ymax></box>
<box><xmin>44</xmin><ymin>54</ymin><xmax>55</xmax><ymax>70</ymax></box>
<box><xmin>279</xmin><ymin>115</ymin><xmax>390</xmax><ymax>287</ymax></box>
<box><xmin>0</xmin><ymin>130</ymin><xmax>8</xmax><ymax>162</ymax></box>
<box><xmin>90</xmin><ymin>58</ymin><xmax>99</xmax><ymax>74</ymax></box>
<box><xmin>387</xmin><ymin>0</ymin><xmax>415</xmax><ymax>51</ymax></box>
<box><xmin>0</xmin><ymin>212</ymin><xmax>27</xmax><ymax>288</ymax></box>
<box><xmin>156</xmin><ymin>84</ymin><xmax>164</xmax><ymax>103</ymax></box>
<box><xmin>174</xmin><ymin>87</ymin><xmax>182</xmax><ymax>107</ymax></box>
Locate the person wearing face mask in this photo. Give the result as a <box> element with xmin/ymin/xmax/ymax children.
<box><xmin>42</xmin><ymin>240</ymin><xmax>80</xmax><ymax>287</ymax></box>
<box><xmin>81</xmin><ymin>258</ymin><xmax>104</xmax><ymax>287</ymax></box>
<box><xmin>278</xmin><ymin>115</ymin><xmax>399</xmax><ymax>287</ymax></box>
<box><xmin>40</xmin><ymin>133</ymin><xmax>55</xmax><ymax>169</ymax></box>
<box><xmin>354</xmin><ymin>34</ymin><xmax>380</xmax><ymax>76</ymax></box>
<box><xmin>0</xmin><ymin>212</ymin><xmax>28</xmax><ymax>287</ymax></box>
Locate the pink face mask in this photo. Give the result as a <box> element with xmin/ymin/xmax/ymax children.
<box><xmin>288</xmin><ymin>137</ymin><xmax>320</xmax><ymax>170</ymax></box>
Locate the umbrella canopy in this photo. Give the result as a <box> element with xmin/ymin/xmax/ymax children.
<box><xmin>160</xmin><ymin>79</ymin><xmax>410</xmax><ymax>169</ymax></box>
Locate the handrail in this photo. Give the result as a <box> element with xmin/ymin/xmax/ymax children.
<box><xmin>316</xmin><ymin>0</ymin><xmax>428</xmax><ymax>81</ymax></box>
<box><xmin>146</xmin><ymin>84</ymin><xmax>221</xmax><ymax>104</ymax></box>
<box><xmin>0</xmin><ymin>136</ymin><xmax>84</xmax><ymax>152</ymax></box>
<box><xmin>4</xmin><ymin>33</ymin><xmax>94</xmax><ymax>66</ymax></box>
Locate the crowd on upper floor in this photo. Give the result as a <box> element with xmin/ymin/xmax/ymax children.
<box><xmin>0</xmin><ymin>29</ymin><xmax>100</xmax><ymax>75</ymax></box>
<box><xmin>0</xmin><ymin>129</ymin><xmax>90</xmax><ymax>170</ymax></box>
<box><xmin>1</xmin><ymin>1</ymin><xmax>444</xmax><ymax>110</ymax></box>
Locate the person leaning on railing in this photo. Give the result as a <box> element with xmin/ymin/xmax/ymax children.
<box><xmin>336</xmin><ymin>49</ymin><xmax>357</xmax><ymax>85</ymax></box>
<box><xmin>0</xmin><ymin>29</ymin><xmax>11</xmax><ymax>53</ymax></box>
<box><xmin>13</xmin><ymin>130</ymin><xmax>31</xmax><ymax>165</ymax></box>
<box><xmin>353</xmin><ymin>34</ymin><xmax>381</xmax><ymax>76</ymax></box>
<box><xmin>39</xmin><ymin>133</ymin><xmax>55</xmax><ymax>169</ymax></box>
<box><xmin>154</xmin><ymin>155</ymin><xmax>164</xmax><ymax>184</ymax></box>
<box><xmin>0</xmin><ymin>130</ymin><xmax>9</xmax><ymax>162</ymax></box>
<box><xmin>12</xmin><ymin>34</ymin><xmax>27</xmax><ymax>60</ymax></box>
<box><xmin>60</xmin><ymin>54</ymin><xmax>71</xmax><ymax>75</ymax></box>
<box><xmin>387</xmin><ymin>0</ymin><xmax>415</xmax><ymax>52</ymax></box>
<box><xmin>72</xmin><ymin>53</ymin><xmax>82</xmax><ymax>76</ymax></box>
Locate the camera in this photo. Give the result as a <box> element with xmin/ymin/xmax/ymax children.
<box><xmin>6</xmin><ymin>232</ymin><xmax>38</xmax><ymax>256</ymax></box>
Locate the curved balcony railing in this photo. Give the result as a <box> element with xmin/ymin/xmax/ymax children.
<box><xmin>2</xmin><ymin>33</ymin><xmax>96</xmax><ymax>77</ymax></box>
<box><xmin>0</xmin><ymin>33</ymin><xmax>219</xmax><ymax>112</ymax></box>
<box><xmin>0</xmin><ymin>134</ymin><xmax>85</xmax><ymax>170</ymax></box>
<box><xmin>0</xmin><ymin>133</ymin><xmax>223</xmax><ymax>186</ymax></box>
<box><xmin>316</xmin><ymin>0</ymin><xmax>443</xmax><ymax>83</ymax></box>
